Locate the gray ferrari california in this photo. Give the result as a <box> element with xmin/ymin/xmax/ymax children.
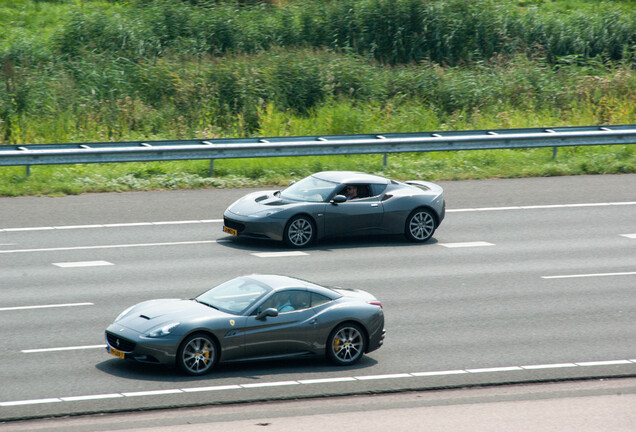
<box><xmin>223</xmin><ymin>171</ymin><xmax>445</xmax><ymax>248</ymax></box>
<box><xmin>105</xmin><ymin>275</ymin><xmax>385</xmax><ymax>375</ymax></box>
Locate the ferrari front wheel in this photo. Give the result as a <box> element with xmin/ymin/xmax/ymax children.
<box><xmin>405</xmin><ymin>208</ymin><xmax>436</xmax><ymax>242</ymax></box>
<box><xmin>327</xmin><ymin>323</ymin><xmax>366</xmax><ymax>366</ymax></box>
<box><xmin>284</xmin><ymin>215</ymin><xmax>315</xmax><ymax>248</ymax></box>
<box><xmin>177</xmin><ymin>333</ymin><xmax>217</xmax><ymax>376</ymax></box>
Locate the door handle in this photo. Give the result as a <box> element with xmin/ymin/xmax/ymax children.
<box><xmin>371</xmin><ymin>204</ymin><xmax>378</xmax><ymax>207</ymax></box>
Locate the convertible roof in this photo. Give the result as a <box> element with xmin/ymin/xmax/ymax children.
<box><xmin>244</xmin><ymin>274</ymin><xmax>323</xmax><ymax>290</ymax></box>
<box><xmin>244</xmin><ymin>274</ymin><xmax>342</xmax><ymax>299</ymax></box>
<box><xmin>312</xmin><ymin>171</ymin><xmax>389</xmax><ymax>185</ymax></box>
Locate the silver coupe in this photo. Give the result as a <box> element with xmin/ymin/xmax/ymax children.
<box><xmin>105</xmin><ymin>275</ymin><xmax>385</xmax><ymax>376</ymax></box>
<box><xmin>223</xmin><ymin>171</ymin><xmax>445</xmax><ymax>248</ymax></box>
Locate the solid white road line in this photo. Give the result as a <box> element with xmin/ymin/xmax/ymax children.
<box><xmin>182</xmin><ymin>385</ymin><xmax>242</xmax><ymax>393</ymax></box>
<box><xmin>521</xmin><ymin>363</ymin><xmax>577</xmax><ymax>370</ymax></box>
<box><xmin>240</xmin><ymin>381</ymin><xmax>299</xmax><ymax>388</ymax></box>
<box><xmin>354</xmin><ymin>373</ymin><xmax>412</xmax><ymax>380</ymax></box>
<box><xmin>621</xmin><ymin>234</ymin><xmax>636</xmax><ymax>239</ymax></box>
<box><xmin>447</xmin><ymin>201</ymin><xmax>636</xmax><ymax>213</ymax></box>
<box><xmin>411</xmin><ymin>370</ymin><xmax>467</xmax><ymax>377</ymax></box>
<box><xmin>0</xmin><ymin>302</ymin><xmax>93</xmax><ymax>312</ymax></box>
<box><xmin>466</xmin><ymin>366</ymin><xmax>523</xmax><ymax>373</ymax></box>
<box><xmin>0</xmin><ymin>240</ymin><xmax>220</xmax><ymax>254</ymax></box>
<box><xmin>0</xmin><ymin>398</ymin><xmax>61</xmax><ymax>406</ymax></box>
<box><xmin>60</xmin><ymin>394</ymin><xmax>124</xmax><ymax>402</ymax></box>
<box><xmin>298</xmin><ymin>377</ymin><xmax>357</xmax><ymax>384</ymax></box>
<box><xmin>0</xmin><ymin>220</ymin><xmax>223</xmax><ymax>232</ymax></box>
<box><xmin>53</xmin><ymin>260</ymin><xmax>113</xmax><ymax>268</ymax></box>
<box><xmin>22</xmin><ymin>345</ymin><xmax>106</xmax><ymax>354</ymax></box>
<box><xmin>542</xmin><ymin>271</ymin><xmax>636</xmax><ymax>279</ymax></box>
<box><xmin>3</xmin><ymin>358</ymin><xmax>634</xmax><ymax>407</ymax></box>
<box><xmin>2</xmin><ymin>202</ymin><xmax>634</xmax><ymax>232</ymax></box>
<box><xmin>121</xmin><ymin>390</ymin><xmax>183</xmax><ymax>397</ymax></box>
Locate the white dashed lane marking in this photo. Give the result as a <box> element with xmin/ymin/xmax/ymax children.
<box><xmin>22</xmin><ymin>345</ymin><xmax>106</xmax><ymax>354</ymax></box>
<box><xmin>542</xmin><ymin>271</ymin><xmax>636</xmax><ymax>279</ymax></box>
<box><xmin>438</xmin><ymin>241</ymin><xmax>495</xmax><ymax>248</ymax></box>
<box><xmin>2</xmin><ymin>358</ymin><xmax>634</xmax><ymax>407</ymax></box>
<box><xmin>251</xmin><ymin>251</ymin><xmax>309</xmax><ymax>258</ymax></box>
<box><xmin>53</xmin><ymin>260</ymin><xmax>113</xmax><ymax>268</ymax></box>
<box><xmin>0</xmin><ymin>302</ymin><xmax>93</xmax><ymax>312</ymax></box>
<box><xmin>621</xmin><ymin>234</ymin><xmax>636</xmax><ymax>239</ymax></box>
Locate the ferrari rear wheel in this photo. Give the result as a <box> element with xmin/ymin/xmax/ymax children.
<box><xmin>327</xmin><ymin>323</ymin><xmax>366</xmax><ymax>366</ymax></box>
<box><xmin>405</xmin><ymin>208</ymin><xmax>436</xmax><ymax>242</ymax></box>
<box><xmin>284</xmin><ymin>215</ymin><xmax>315</xmax><ymax>248</ymax></box>
<box><xmin>177</xmin><ymin>333</ymin><xmax>217</xmax><ymax>376</ymax></box>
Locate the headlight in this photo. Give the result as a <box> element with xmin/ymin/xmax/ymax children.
<box><xmin>248</xmin><ymin>208</ymin><xmax>285</xmax><ymax>218</ymax></box>
<box><xmin>144</xmin><ymin>322</ymin><xmax>180</xmax><ymax>338</ymax></box>
<box><xmin>115</xmin><ymin>306</ymin><xmax>135</xmax><ymax>322</ymax></box>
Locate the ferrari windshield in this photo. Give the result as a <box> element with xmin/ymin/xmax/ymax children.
<box><xmin>280</xmin><ymin>175</ymin><xmax>338</xmax><ymax>202</ymax></box>
<box><xmin>196</xmin><ymin>277</ymin><xmax>270</xmax><ymax>315</ymax></box>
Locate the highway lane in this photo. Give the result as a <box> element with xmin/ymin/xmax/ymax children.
<box><xmin>0</xmin><ymin>174</ymin><xmax>635</xmax><ymax>420</ymax></box>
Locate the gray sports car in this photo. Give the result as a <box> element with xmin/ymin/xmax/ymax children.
<box><xmin>223</xmin><ymin>171</ymin><xmax>445</xmax><ymax>248</ymax></box>
<box><xmin>105</xmin><ymin>275</ymin><xmax>385</xmax><ymax>376</ymax></box>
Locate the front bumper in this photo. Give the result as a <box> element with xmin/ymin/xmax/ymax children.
<box><xmin>223</xmin><ymin>211</ymin><xmax>286</xmax><ymax>242</ymax></box>
<box><xmin>105</xmin><ymin>324</ymin><xmax>178</xmax><ymax>366</ymax></box>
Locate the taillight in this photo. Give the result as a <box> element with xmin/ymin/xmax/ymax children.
<box><xmin>368</xmin><ymin>300</ymin><xmax>383</xmax><ymax>309</ymax></box>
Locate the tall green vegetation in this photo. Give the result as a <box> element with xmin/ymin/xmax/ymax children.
<box><xmin>0</xmin><ymin>0</ymin><xmax>634</xmax><ymax>195</ymax></box>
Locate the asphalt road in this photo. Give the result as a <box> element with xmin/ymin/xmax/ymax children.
<box><xmin>0</xmin><ymin>174</ymin><xmax>635</xmax><ymax>422</ymax></box>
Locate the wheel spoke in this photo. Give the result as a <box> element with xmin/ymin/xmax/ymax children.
<box><xmin>333</xmin><ymin>327</ymin><xmax>362</xmax><ymax>362</ymax></box>
<box><xmin>183</xmin><ymin>337</ymin><xmax>213</xmax><ymax>373</ymax></box>
<box><xmin>409</xmin><ymin>211</ymin><xmax>434</xmax><ymax>240</ymax></box>
<box><xmin>288</xmin><ymin>218</ymin><xmax>313</xmax><ymax>246</ymax></box>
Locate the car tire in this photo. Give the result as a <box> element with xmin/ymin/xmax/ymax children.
<box><xmin>326</xmin><ymin>323</ymin><xmax>366</xmax><ymax>366</ymax></box>
<box><xmin>177</xmin><ymin>333</ymin><xmax>218</xmax><ymax>376</ymax></box>
<box><xmin>284</xmin><ymin>215</ymin><xmax>316</xmax><ymax>248</ymax></box>
<box><xmin>405</xmin><ymin>207</ymin><xmax>436</xmax><ymax>242</ymax></box>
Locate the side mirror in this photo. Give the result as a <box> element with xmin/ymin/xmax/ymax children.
<box><xmin>331</xmin><ymin>195</ymin><xmax>347</xmax><ymax>204</ymax></box>
<box><xmin>256</xmin><ymin>308</ymin><xmax>279</xmax><ymax>320</ymax></box>
<box><xmin>289</xmin><ymin>181</ymin><xmax>296</xmax><ymax>186</ymax></box>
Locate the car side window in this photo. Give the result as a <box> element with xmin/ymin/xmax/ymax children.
<box><xmin>259</xmin><ymin>290</ymin><xmax>311</xmax><ymax>313</ymax></box>
<box><xmin>370</xmin><ymin>184</ymin><xmax>387</xmax><ymax>197</ymax></box>
<box><xmin>310</xmin><ymin>293</ymin><xmax>331</xmax><ymax>308</ymax></box>
<box><xmin>340</xmin><ymin>184</ymin><xmax>372</xmax><ymax>200</ymax></box>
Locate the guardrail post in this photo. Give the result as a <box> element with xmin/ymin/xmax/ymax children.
<box><xmin>208</xmin><ymin>159</ymin><xmax>214</xmax><ymax>177</ymax></box>
<box><xmin>552</xmin><ymin>147</ymin><xmax>558</xmax><ymax>160</ymax></box>
<box><xmin>26</xmin><ymin>165</ymin><xmax>30</xmax><ymax>177</ymax></box>
<box><xmin>383</xmin><ymin>153</ymin><xmax>388</xmax><ymax>168</ymax></box>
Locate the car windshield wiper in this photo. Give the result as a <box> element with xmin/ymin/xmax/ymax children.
<box><xmin>194</xmin><ymin>299</ymin><xmax>219</xmax><ymax>310</ymax></box>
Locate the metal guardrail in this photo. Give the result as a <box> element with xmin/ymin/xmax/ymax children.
<box><xmin>1</xmin><ymin>125</ymin><xmax>635</xmax><ymax>171</ymax></box>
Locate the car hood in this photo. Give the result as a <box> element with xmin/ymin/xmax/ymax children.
<box><xmin>116</xmin><ymin>299</ymin><xmax>226</xmax><ymax>333</ymax></box>
<box><xmin>225</xmin><ymin>190</ymin><xmax>298</xmax><ymax>216</ymax></box>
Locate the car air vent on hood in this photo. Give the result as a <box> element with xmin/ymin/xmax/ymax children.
<box><xmin>139</xmin><ymin>315</ymin><xmax>151</xmax><ymax>320</ymax></box>
<box><xmin>255</xmin><ymin>195</ymin><xmax>268</xmax><ymax>202</ymax></box>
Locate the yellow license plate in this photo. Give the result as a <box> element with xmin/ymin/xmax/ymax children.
<box><xmin>223</xmin><ymin>226</ymin><xmax>238</xmax><ymax>236</ymax></box>
<box><xmin>108</xmin><ymin>347</ymin><xmax>126</xmax><ymax>359</ymax></box>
